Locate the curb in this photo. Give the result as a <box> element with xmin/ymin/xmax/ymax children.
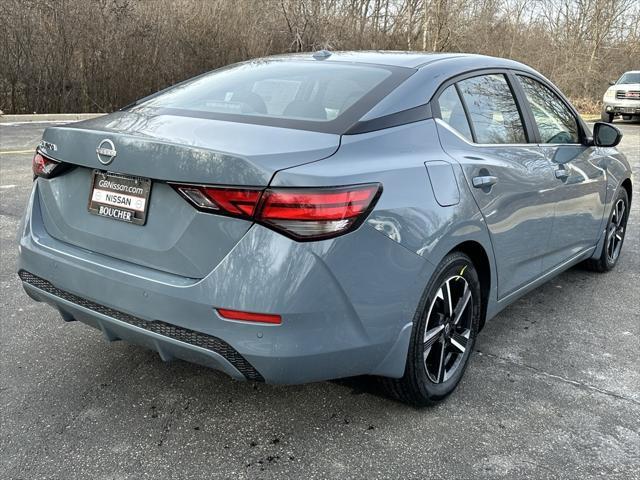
<box><xmin>0</xmin><ymin>113</ymin><xmax>106</xmax><ymax>124</ymax></box>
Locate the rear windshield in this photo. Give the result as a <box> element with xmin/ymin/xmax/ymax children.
<box><xmin>617</xmin><ymin>72</ymin><xmax>640</xmax><ymax>84</ymax></box>
<box><xmin>134</xmin><ymin>60</ymin><xmax>413</xmax><ymax>133</ymax></box>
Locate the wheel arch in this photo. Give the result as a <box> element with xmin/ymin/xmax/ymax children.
<box><xmin>621</xmin><ymin>177</ymin><xmax>632</xmax><ymax>206</ymax></box>
<box><xmin>447</xmin><ymin>240</ymin><xmax>492</xmax><ymax>330</ymax></box>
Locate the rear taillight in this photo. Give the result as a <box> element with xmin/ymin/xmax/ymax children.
<box><xmin>32</xmin><ymin>151</ymin><xmax>61</xmax><ymax>179</ymax></box>
<box><xmin>258</xmin><ymin>185</ymin><xmax>381</xmax><ymax>239</ymax></box>
<box><xmin>173</xmin><ymin>186</ymin><xmax>262</xmax><ymax>218</ymax></box>
<box><xmin>170</xmin><ymin>183</ymin><xmax>382</xmax><ymax>241</ymax></box>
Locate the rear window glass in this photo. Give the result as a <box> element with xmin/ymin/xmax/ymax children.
<box><xmin>136</xmin><ymin>61</ymin><xmax>410</xmax><ymax>133</ymax></box>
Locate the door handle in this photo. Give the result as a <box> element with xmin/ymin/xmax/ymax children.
<box><xmin>472</xmin><ymin>175</ymin><xmax>498</xmax><ymax>188</ymax></box>
<box><xmin>555</xmin><ymin>168</ymin><xmax>569</xmax><ymax>180</ymax></box>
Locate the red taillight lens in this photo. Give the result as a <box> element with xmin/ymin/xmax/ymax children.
<box><xmin>217</xmin><ymin>308</ymin><xmax>282</xmax><ymax>325</ymax></box>
<box><xmin>32</xmin><ymin>151</ymin><xmax>60</xmax><ymax>178</ymax></box>
<box><xmin>170</xmin><ymin>183</ymin><xmax>382</xmax><ymax>240</ymax></box>
<box><xmin>257</xmin><ymin>184</ymin><xmax>381</xmax><ymax>239</ymax></box>
<box><xmin>202</xmin><ymin>187</ymin><xmax>262</xmax><ymax>216</ymax></box>
<box><xmin>259</xmin><ymin>188</ymin><xmax>377</xmax><ymax>220</ymax></box>
<box><xmin>174</xmin><ymin>186</ymin><xmax>262</xmax><ymax>218</ymax></box>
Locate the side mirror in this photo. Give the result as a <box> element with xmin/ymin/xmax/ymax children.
<box><xmin>593</xmin><ymin>121</ymin><xmax>622</xmax><ymax>147</ymax></box>
<box><xmin>609</xmin><ymin>81</ymin><xmax>616</xmax><ymax>86</ymax></box>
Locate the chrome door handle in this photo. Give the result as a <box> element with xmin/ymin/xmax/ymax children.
<box><xmin>555</xmin><ymin>168</ymin><xmax>569</xmax><ymax>179</ymax></box>
<box><xmin>472</xmin><ymin>175</ymin><xmax>498</xmax><ymax>188</ymax></box>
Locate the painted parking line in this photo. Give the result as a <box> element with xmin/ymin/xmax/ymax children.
<box><xmin>0</xmin><ymin>149</ymin><xmax>34</xmax><ymax>155</ymax></box>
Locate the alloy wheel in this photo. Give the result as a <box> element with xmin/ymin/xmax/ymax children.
<box><xmin>606</xmin><ymin>198</ymin><xmax>627</xmax><ymax>263</ymax></box>
<box><xmin>423</xmin><ymin>275</ymin><xmax>473</xmax><ymax>383</ymax></box>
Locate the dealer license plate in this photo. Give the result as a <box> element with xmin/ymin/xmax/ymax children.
<box><xmin>88</xmin><ymin>170</ymin><xmax>152</xmax><ymax>225</ymax></box>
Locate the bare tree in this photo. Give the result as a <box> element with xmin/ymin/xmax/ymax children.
<box><xmin>1</xmin><ymin>0</ymin><xmax>638</xmax><ymax>114</ymax></box>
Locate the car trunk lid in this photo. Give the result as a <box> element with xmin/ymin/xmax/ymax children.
<box><xmin>36</xmin><ymin>110</ymin><xmax>340</xmax><ymax>278</ymax></box>
<box><xmin>42</xmin><ymin>110</ymin><xmax>340</xmax><ymax>185</ymax></box>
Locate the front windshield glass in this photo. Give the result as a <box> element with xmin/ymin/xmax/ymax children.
<box><xmin>617</xmin><ymin>72</ymin><xmax>640</xmax><ymax>84</ymax></box>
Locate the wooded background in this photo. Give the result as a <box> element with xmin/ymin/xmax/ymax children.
<box><xmin>1</xmin><ymin>0</ymin><xmax>638</xmax><ymax>115</ymax></box>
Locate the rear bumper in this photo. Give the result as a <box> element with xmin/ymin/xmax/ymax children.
<box><xmin>20</xmin><ymin>270</ymin><xmax>260</xmax><ymax>381</ymax></box>
<box><xmin>18</xmin><ymin>183</ymin><xmax>432</xmax><ymax>384</ymax></box>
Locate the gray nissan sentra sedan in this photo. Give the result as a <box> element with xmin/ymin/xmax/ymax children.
<box><xmin>18</xmin><ymin>51</ymin><xmax>632</xmax><ymax>405</ymax></box>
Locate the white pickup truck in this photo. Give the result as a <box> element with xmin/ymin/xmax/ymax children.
<box><xmin>602</xmin><ymin>70</ymin><xmax>640</xmax><ymax>122</ymax></box>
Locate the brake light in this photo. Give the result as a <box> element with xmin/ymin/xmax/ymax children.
<box><xmin>32</xmin><ymin>151</ymin><xmax>61</xmax><ymax>178</ymax></box>
<box><xmin>174</xmin><ymin>186</ymin><xmax>261</xmax><ymax>217</ymax></box>
<box><xmin>170</xmin><ymin>183</ymin><xmax>382</xmax><ymax>240</ymax></box>
<box><xmin>217</xmin><ymin>308</ymin><xmax>282</xmax><ymax>325</ymax></box>
<box><xmin>258</xmin><ymin>185</ymin><xmax>380</xmax><ymax>239</ymax></box>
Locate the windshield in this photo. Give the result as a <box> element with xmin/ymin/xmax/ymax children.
<box><xmin>135</xmin><ymin>60</ymin><xmax>413</xmax><ymax>133</ymax></box>
<box><xmin>617</xmin><ymin>72</ymin><xmax>640</xmax><ymax>84</ymax></box>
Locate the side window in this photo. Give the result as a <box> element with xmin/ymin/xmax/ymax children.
<box><xmin>518</xmin><ymin>76</ymin><xmax>580</xmax><ymax>144</ymax></box>
<box><xmin>437</xmin><ymin>85</ymin><xmax>473</xmax><ymax>141</ymax></box>
<box><xmin>457</xmin><ymin>74</ymin><xmax>527</xmax><ymax>144</ymax></box>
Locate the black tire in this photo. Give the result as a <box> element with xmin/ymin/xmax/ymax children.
<box><xmin>584</xmin><ymin>188</ymin><xmax>630</xmax><ymax>272</ymax></box>
<box><xmin>601</xmin><ymin>111</ymin><xmax>614</xmax><ymax>123</ymax></box>
<box><xmin>383</xmin><ymin>252</ymin><xmax>481</xmax><ymax>406</ymax></box>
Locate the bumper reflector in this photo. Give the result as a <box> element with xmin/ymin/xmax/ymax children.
<box><xmin>217</xmin><ymin>308</ymin><xmax>282</xmax><ymax>325</ymax></box>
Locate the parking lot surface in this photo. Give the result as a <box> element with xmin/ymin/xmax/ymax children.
<box><xmin>1</xmin><ymin>121</ymin><xmax>638</xmax><ymax>479</ymax></box>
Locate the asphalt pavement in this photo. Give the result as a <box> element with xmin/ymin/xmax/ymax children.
<box><xmin>1</xmin><ymin>121</ymin><xmax>639</xmax><ymax>480</ymax></box>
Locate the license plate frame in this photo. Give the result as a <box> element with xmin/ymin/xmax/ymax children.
<box><xmin>88</xmin><ymin>170</ymin><xmax>152</xmax><ymax>225</ymax></box>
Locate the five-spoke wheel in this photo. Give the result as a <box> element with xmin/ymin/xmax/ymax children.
<box><xmin>586</xmin><ymin>188</ymin><xmax>629</xmax><ymax>272</ymax></box>
<box><xmin>606</xmin><ymin>198</ymin><xmax>626</xmax><ymax>263</ymax></box>
<box><xmin>423</xmin><ymin>275</ymin><xmax>473</xmax><ymax>384</ymax></box>
<box><xmin>385</xmin><ymin>252</ymin><xmax>481</xmax><ymax>406</ymax></box>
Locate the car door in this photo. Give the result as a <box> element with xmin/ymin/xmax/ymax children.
<box><xmin>434</xmin><ymin>73</ymin><xmax>560</xmax><ymax>299</ymax></box>
<box><xmin>516</xmin><ymin>74</ymin><xmax>607</xmax><ymax>271</ymax></box>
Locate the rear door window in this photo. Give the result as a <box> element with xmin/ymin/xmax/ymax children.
<box><xmin>517</xmin><ymin>75</ymin><xmax>580</xmax><ymax>144</ymax></box>
<box><xmin>457</xmin><ymin>74</ymin><xmax>527</xmax><ymax>144</ymax></box>
<box><xmin>437</xmin><ymin>85</ymin><xmax>473</xmax><ymax>141</ymax></box>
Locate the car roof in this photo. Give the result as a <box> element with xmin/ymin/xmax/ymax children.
<box><xmin>265</xmin><ymin>50</ymin><xmax>533</xmax><ymax>71</ymax></box>
<box><xmin>231</xmin><ymin>50</ymin><xmax>544</xmax><ymax>134</ymax></box>
<box><xmin>123</xmin><ymin>51</ymin><xmax>545</xmax><ymax>136</ymax></box>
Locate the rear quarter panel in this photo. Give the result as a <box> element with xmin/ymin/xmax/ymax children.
<box><xmin>272</xmin><ymin>119</ymin><xmax>498</xmax><ymax>326</ymax></box>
